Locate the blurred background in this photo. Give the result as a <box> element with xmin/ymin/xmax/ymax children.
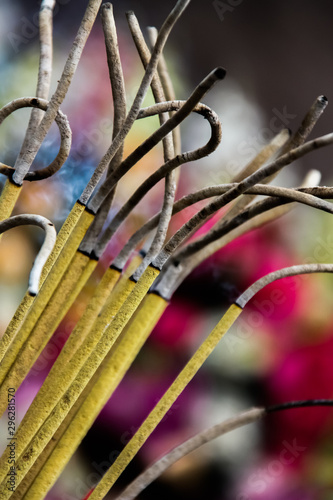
<box><xmin>1</xmin><ymin>1</ymin><xmax>333</xmax><ymax>499</ymax></box>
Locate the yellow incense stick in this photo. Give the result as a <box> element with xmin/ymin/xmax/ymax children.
<box><xmin>0</xmin><ymin>294</ymin><xmax>34</xmax><ymax>365</ymax></box>
<box><xmin>0</xmin><ymin>267</ymin><xmax>160</xmax><ymax>496</ymax></box>
<box><xmin>0</xmin><ymin>251</ymin><xmax>95</xmax><ymax>417</ymax></box>
<box><xmin>41</xmin><ymin>201</ymin><xmax>87</xmax><ymax>281</ymax></box>
<box><xmin>87</xmin><ymin>304</ymin><xmax>242</xmax><ymax>500</ymax></box>
<box><xmin>55</xmin><ymin>265</ymin><xmax>122</xmax><ymax>359</ymax></box>
<box><xmin>0</xmin><ymin>179</ymin><xmax>21</xmax><ymax>222</ymax></box>
<box><xmin>0</xmin><ymin>260</ymin><xmax>141</xmax><ymax>477</ymax></box>
<box><xmin>22</xmin><ymin>292</ymin><xmax>167</xmax><ymax>500</ymax></box>
<box><xmin>0</xmin><ymin>364</ymin><xmax>101</xmax><ymax>500</ymax></box>
<box><xmin>0</xmin><ymin>201</ymin><xmax>86</xmax><ymax>364</ymax></box>
<box><xmin>76</xmin><ymin>258</ymin><xmax>145</xmax><ymax>360</ymax></box>
<box><xmin>8</xmin><ymin>399</ymin><xmax>81</xmax><ymax>500</ymax></box>
<box><xmin>0</xmin><ymin>267</ymin><xmax>122</xmax><ymax>478</ymax></box>
<box><xmin>12</xmin><ymin>341</ymin><xmax>118</xmax><ymax>500</ymax></box>
<box><xmin>0</xmin><ymin>209</ymin><xmax>94</xmax><ymax>390</ymax></box>
<box><xmin>18</xmin><ymin>208</ymin><xmax>94</xmax><ymax>334</ymax></box>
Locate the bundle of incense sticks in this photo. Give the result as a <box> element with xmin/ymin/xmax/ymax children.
<box><xmin>1</xmin><ymin>2</ymin><xmax>333</xmax><ymax>499</ymax></box>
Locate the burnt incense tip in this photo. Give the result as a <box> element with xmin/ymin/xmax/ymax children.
<box><xmin>215</xmin><ymin>67</ymin><xmax>227</xmax><ymax>80</ymax></box>
<box><xmin>318</xmin><ymin>95</ymin><xmax>328</xmax><ymax>104</ymax></box>
<box><xmin>126</xmin><ymin>10</ymin><xmax>135</xmax><ymax>18</ymax></box>
<box><xmin>78</xmin><ymin>248</ymin><xmax>91</xmax><ymax>258</ymax></box>
<box><xmin>89</xmin><ymin>250</ymin><xmax>99</xmax><ymax>261</ymax></box>
<box><xmin>110</xmin><ymin>263</ymin><xmax>122</xmax><ymax>273</ymax></box>
<box><xmin>101</xmin><ymin>3</ymin><xmax>112</xmax><ymax>10</ymax></box>
<box><xmin>9</xmin><ymin>174</ymin><xmax>22</xmax><ymax>187</ymax></box>
<box><xmin>85</xmin><ymin>205</ymin><xmax>96</xmax><ymax>216</ymax></box>
<box><xmin>266</xmin><ymin>399</ymin><xmax>333</xmax><ymax>413</ymax></box>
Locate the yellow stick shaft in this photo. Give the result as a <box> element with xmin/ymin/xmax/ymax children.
<box><xmin>0</xmin><ymin>202</ymin><xmax>85</xmax><ymax>364</ymax></box>
<box><xmin>17</xmin><ymin>209</ymin><xmax>94</xmax><ymax>337</ymax></box>
<box><xmin>0</xmin><ymin>209</ymin><xmax>94</xmax><ymax>389</ymax></box>
<box><xmin>0</xmin><ymin>294</ymin><xmax>34</xmax><ymax>364</ymax></box>
<box><xmin>0</xmin><ymin>261</ymin><xmax>141</xmax><ymax>480</ymax></box>
<box><xmin>7</xmin><ymin>259</ymin><xmax>143</xmax><ymax>496</ymax></box>
<box><xmin>0</xmin><ymin>266</ymin><xmax>121</xmax><ymax>480</ymax></box>
<box><xmin>87</xmin><ymin>304</ymin><xmax>242</xmax><ymax>500</ymax></box>
<box><xmin>10</xmin><ymin>365</ymin><xmax>101</xmax><ymax>500</ymax></box>
<box><xmin>0</xmin><ymin>251</ymin><xmax>94</xmax><ymax>418</ymax></box>
<box><xmin>0</xmin><ymin>179</ymin><xmax>21</xmax><ymax>222</ymax></box>
<box><xmin>1</xmin><ymin>267</ymin><xmax>159</xmax><ymax>497</ymax></box>
<box><xmin>56</xmin><ymin>265</ymin><xmax>122</xmax><ymax>359</ymax></box>
<box><xmin>40</xmin><ymin>201</ymin><xmax>86</xmax><ymax>281</ymax></box>
<box><xmin>23</xmin><ymin>292</ymin><xmax>167</xmax><ymax>500</ymax></box>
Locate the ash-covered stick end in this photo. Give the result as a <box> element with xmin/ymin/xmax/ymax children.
<box><xmin>214</xmin><ymin>66</ymin><xmax>227</xmax><ymax>80</ymax></box>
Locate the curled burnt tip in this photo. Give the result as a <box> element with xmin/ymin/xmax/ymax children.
<box><xmin>215</xmin><ymin>67</ymin><xmax>227</xmax><ymax>80</ymax></box>
<box><xmin>0</xmin><ymin>214</ymin><xmax>57</xmax><ymax>295</ymax></box>
<box><xmin>236</xmin><ymin>263</ymin><xmax>333</xmax><ymax>309</ymax></box>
